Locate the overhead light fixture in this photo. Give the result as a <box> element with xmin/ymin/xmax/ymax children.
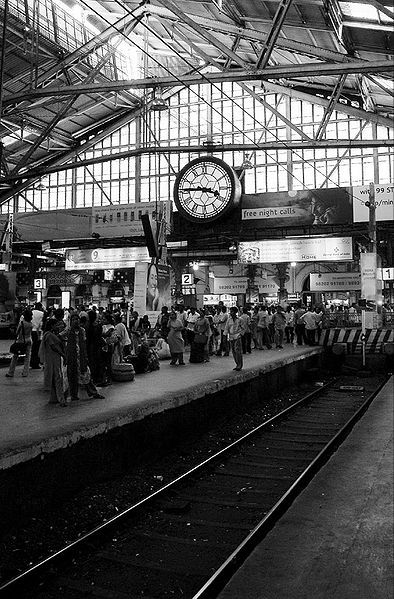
<box><xmin>228</xmin><ymin>242</ymin><xmax>237</xmax><ymax>252</ymax></box>
<box><xmin>241</xmin><ymin>158</ymin><xmax>253</xmax><ymax>169</ymax></box>
<box><xmin>35</xmin><ymin>180</ymin><xmax>46</xmax><ymax>191</ymax></box>
<box><xmin>150</xmin><ymin>89</ymin><xmax>169</xmax><ymax>112</ymax></box>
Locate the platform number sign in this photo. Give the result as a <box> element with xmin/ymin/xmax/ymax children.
<box><xmin>182</xmin><ymin>273</ymin><xmax>193</xmax><ymax>286</ymax></box>
<box><xmin>34</xmin><ymin>278</ymin><xmax>46</xmax><ymax>290</ymax></box>
<box><xmin>381</xmin><ymin>267</ymin><xmax>394</xmax><ymax>281</ymax></box>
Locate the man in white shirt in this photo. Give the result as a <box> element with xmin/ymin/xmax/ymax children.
<box><xmin>224</xmin><ymin>307</ymin><xmax>246</xmax><ymax>371</ymax></box>
<box><xmin>30</xmin><ymin>302</ymin><xmax>44</xmax><ymax>369</ymax></box>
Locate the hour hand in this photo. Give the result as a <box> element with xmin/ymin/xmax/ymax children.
<box><xmin>181</xmin><ymin>186</ymin><xmax>214</xmax><ymax>193</ymax></box>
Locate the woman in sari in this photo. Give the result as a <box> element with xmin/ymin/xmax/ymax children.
<box><xmin>61</xmin><ymin>314</ymin><xmax>104</xmax><ymax>401</ymax></box>
<box><xmin>190</xmin><ymin>309</ymin><xmax>211</xmax><ymax>363</ymax></box>
<box><xmin>41</xmin><ymin>318</ymin><xmax>67</xmax><ymax>406</ymax></box>
<box><xmin>167</xmin><ymin>310</ymin><xmax>185</xmax><ymax>365</ymax></box>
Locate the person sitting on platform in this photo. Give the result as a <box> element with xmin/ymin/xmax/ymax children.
<box><xmin>155</xmin><ymin>332</ymin><xmax>172</xmax><ymax>360</ymax></box>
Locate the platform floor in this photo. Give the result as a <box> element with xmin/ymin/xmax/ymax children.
<box><xmin>218</xmin><ymin>375</ymin><xmax>393</xmax><ymax>599</ymax></box>
<box><xmin>0</xmin><ymin>344</ymin><xmax>322</xmax><ymax>471</ymax></box>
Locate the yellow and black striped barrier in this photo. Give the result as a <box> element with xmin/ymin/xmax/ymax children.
<box><xmin>319</xmin><ymin>328</ymin><xmax>394</xmax><ymax>354</ymax></box>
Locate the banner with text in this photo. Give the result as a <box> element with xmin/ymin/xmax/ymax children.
<box><xmin>238</xmin><ymin>237</ymin><xmax>353</xmax><ymax>264</ymax></box>
<box><xmin>241</xmin><ymin>183</ymin><xmax>393</xmax><ymax>228</ymax></box>
<box><xmin>360</xmin><ymin>253</ymin><xmax>381</xmax><ymax>301</ymax></box>
<box><xmin>213</xmin><ymin>276</ymin><xmax>279</xmax><ymax>294</ymax></box>
<box><xmin>353</xmin><ymin>184</ymin><xmax>394</xmax><ymax>222</ymax></box>
<box><xmin>241</xmin><ymin>187</ymin><xmax>352</xmax><ymax>228</ymax></box>
<box><xmin>310</xmin><ymin>272</ymin><xmax>361</xmax><ymax>292</ymax></box>
<box><xmin>92</xmin><ymin>201</ymin><xmax>172</xmax><ymax>238</ymax></box>
<box><xmin>65</xmin><ymin>247</ymin><xmax>150</xmax><ymax>271</ymax></box>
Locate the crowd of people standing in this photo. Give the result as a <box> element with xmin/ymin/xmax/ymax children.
<box><xmin>6</xmin><ymin>300</ymin><xmax>325</xmax><ymax>405</ymax></box>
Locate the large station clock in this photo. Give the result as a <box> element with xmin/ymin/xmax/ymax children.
<box><xmin>173</xmin><ymin>156</ymin><xmax>241</xmax><ymax>223</ymax></box>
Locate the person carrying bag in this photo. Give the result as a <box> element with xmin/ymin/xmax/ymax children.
<box><xmin>6</xmin><ymin>310</ymin><xmax>33</xmax><ymax>378</ymax></box>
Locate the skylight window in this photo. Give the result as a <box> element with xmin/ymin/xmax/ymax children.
<box><xmin>340</xmin><ymin>2</ymin><xmax>393</xmax><ymax>23</ymax></box>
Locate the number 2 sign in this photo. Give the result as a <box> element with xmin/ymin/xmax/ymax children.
<box><xmin>181</xmin><ymin>273</ymin><xmax>193</xmax><ymax>286</ymax></box>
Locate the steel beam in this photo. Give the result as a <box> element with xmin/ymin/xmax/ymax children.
<box><xmin>0</xmin><ymin>140</ymin><xmax>392</xmax><ymax>185</ymax></box>
<box><xmin>256</xmin><ymin>0</ymin><xmax>294</xmax><ymax>69</ymax></box>
<box><xmin>3</xmin><ymin>59</ymin><xmax>392</xmax><ymax>106</ymax></box>
<box><xmin>158</xmin><ymin>0</ymin><xmax>248</xmax><ymax>68</ymax></box>
<box><xmin>262</xmin><ymin>81</ymin><xmax>394</xmax><ymax>129</ymax></box>
<box><xmin>315</xmin><ymin>74</ymin><xmax>347</xmax><ymax>140</ymax></box>
<box><xmin>14</xmin><ymin>4</ymin><xmax>147</xmax><ymax>94</ymax></box>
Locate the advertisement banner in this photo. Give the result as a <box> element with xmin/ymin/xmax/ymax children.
<box><xmin>133</xmin><ymin>262</ymin><xmax>172</xmax><ymax>317</ymax></box>
<box><xmin>213</xmin><ymin>276</ymin><xmax>279</xmax><ymax>294</ymax></box>
<box><xmin>92</xmin><ymin>201</ymin><xmax>172</xmax><ymax>237</ymax></box>
<box><xmin>241</xmin><ymin>187</ymin><xmax>352</xmax><ymax>228</ymax></box>
<box><xmin>238</xmin><ymin>237</ymin><xmax>353</xmax><ymax>264</ymax></box>
<box><xmin>353</xmin><ymin>184</ymin><xmax>394</xmax><ymax>222</ymax></box>
<box><xmin>310</xmin><ymin>272</ymin><xmax>361</xmax><ymax>291</ymax></box>
<box><xmin>65</xmin><ymin>247</ymin><xmax>150</xmax><ymax>271</ymax></box>
<box><xmin>0</xmin><ymin>272</ymin><xmax>16</xmax><ymax>309</ymax></box>
<box><xmin>360</xmin><ymin>253</ymin><xmax>379</xmax><ymax>301</ymax></box>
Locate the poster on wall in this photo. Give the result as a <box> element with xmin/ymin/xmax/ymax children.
<box><xmin>92</xmin><ymin>201</ymin><xmax>173</xmax><ymax>238</ymax></box>
<box><xmin>65</xmin><ymin>247</ymin><xmax>150</xmax><ymax>271</ymax></box>
<box><xmin>241</xmin><ymin>187</ymin><xmax>352</xmax><ymax>228</ymax></box>
<box><xmin>238</xmin><ymin>237</ymin><xmax>353</xmax><ymax>264</ymax></box>
<box><xmin>133</xmin><ymin>262</ymin><xmax>172</xmax><ymax>318</ymax></box>
<box><xmin>352</xmin><ymin>184</ymin><xmax>394</xmax><ymax>222</ymax></box>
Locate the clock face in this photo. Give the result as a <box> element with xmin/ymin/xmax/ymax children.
<box><xmin>173</xmin><ymin>156</ymin><xmax>241</xmax><ymax>223</ymax></box>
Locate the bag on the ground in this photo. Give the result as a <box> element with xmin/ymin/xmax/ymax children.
<box><xmin>194</xmin><ymin>333</ymin><xmax>208</xmax><ymax>344</ymax></box>
<box><xmin>78</xmin><ymin>365</ymin><xmax>91</xmax><ymax>385</ymax></box>
<box><xmin>112</xmin><ymin>362</ymin><xmax>135</xmax><ymax>382</ymax></box>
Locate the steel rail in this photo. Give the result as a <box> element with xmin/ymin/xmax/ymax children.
<box><xmin>0</xmin><ymin>380</ymin><xmax>335</xmax><ymax>597</ymax></box>
<box><xmin>192</xmin><ymin>376</ymin><xmax>390</xmax><ymax>599</ymax></box>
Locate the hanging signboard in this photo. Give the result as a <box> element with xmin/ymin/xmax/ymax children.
<box><xmin>65</xmin><ymin>247</ymin><xmax>150</xmax><ymax>271</ymax></box>
<box><xmin>241</xmin><ymin>187</ymin><xmax>352</xmax><ymax>228</ymax></box>
<box><xmin>238</xmin><ymin>237</ymin><xmax>353</xmax><ymax>264</ymax></box>
<box><xmin>310</xmin><ymin>272</ymin><xmax>361</xmax><ymax>291</ymax></box>
<box><xmin>360</xmin><ymin>253</ymin><xmax>380</xmax><ymax>301</ymax></box>
<box><xmin>133</xmin><ymin>261</ymin><xmax>172</xmax><ymax>317</ymax></box>
<box><xmin>92</xmin><ymin>201</ymin><xmax>172</xmax><ymax>238</ymax></box>
<box><xmin>213</xmin><ymin>276</ymin><xmax>279</xmax><ymax>294</ymax></box>
<box><xmin>353</xmin><ymin>184</ymin><xmax>394</xmax><ymax>222</ymax></box>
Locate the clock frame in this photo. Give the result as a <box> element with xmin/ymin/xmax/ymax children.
<box><xmin>173</xmin><ymin>156</ymin><xmax>241</xmax><ymax>223</ymax></box>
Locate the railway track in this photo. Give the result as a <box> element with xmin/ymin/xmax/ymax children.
<box><xmin>0</xmin><ymin>376</ymin><xmax>387</xmax><ymax>599</ymax></box>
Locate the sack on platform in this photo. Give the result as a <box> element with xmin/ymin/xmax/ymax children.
<box><xmin>10</xmin><ymin>341</ymin><xmax>27</xmax><ymax>355</ymax></box>
<box><xmin>112</xmin><ymin>362</ymin><xmax>135</xmax><ymax>382</ymax></box>
<box><xmin>78</xmin><ymin>366</ymin><xmax>91</xmax><ymax>385</ymax></box>
<box><xmin>194</xmin><ymin>333</ymin><xmax>208</xmax><ymax>345</ymax></box>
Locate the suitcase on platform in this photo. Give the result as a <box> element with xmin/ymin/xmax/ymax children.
<box><xmin>112</xmin><ymin>362</ymin><xmax>135</xmax><ymax>382</ymax></box>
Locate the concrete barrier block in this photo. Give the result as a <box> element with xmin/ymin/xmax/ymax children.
<box><xmin>382</xmin><ymin>342</ymin><xmax>394</xmax><ymax>355</ymax></box>
<box><xmin>332</xmin><ymin>342</ymin><xmax>347</xmax><ymax>355</ymax></box>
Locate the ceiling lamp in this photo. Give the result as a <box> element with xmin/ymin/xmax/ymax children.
<box><xmin>241</xmin><ymin>158</ymin><xmax>253</xmax><ymax>169</ymax></box>
<box><xmin>35</xmin><ymin>180</ymin><xmax>47</xmax><ymax>191</ymax></box>
<box><xmin>150</xmin><ymin>89</ymin><xmax>169</xmax><ymax>112</ymax></box>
